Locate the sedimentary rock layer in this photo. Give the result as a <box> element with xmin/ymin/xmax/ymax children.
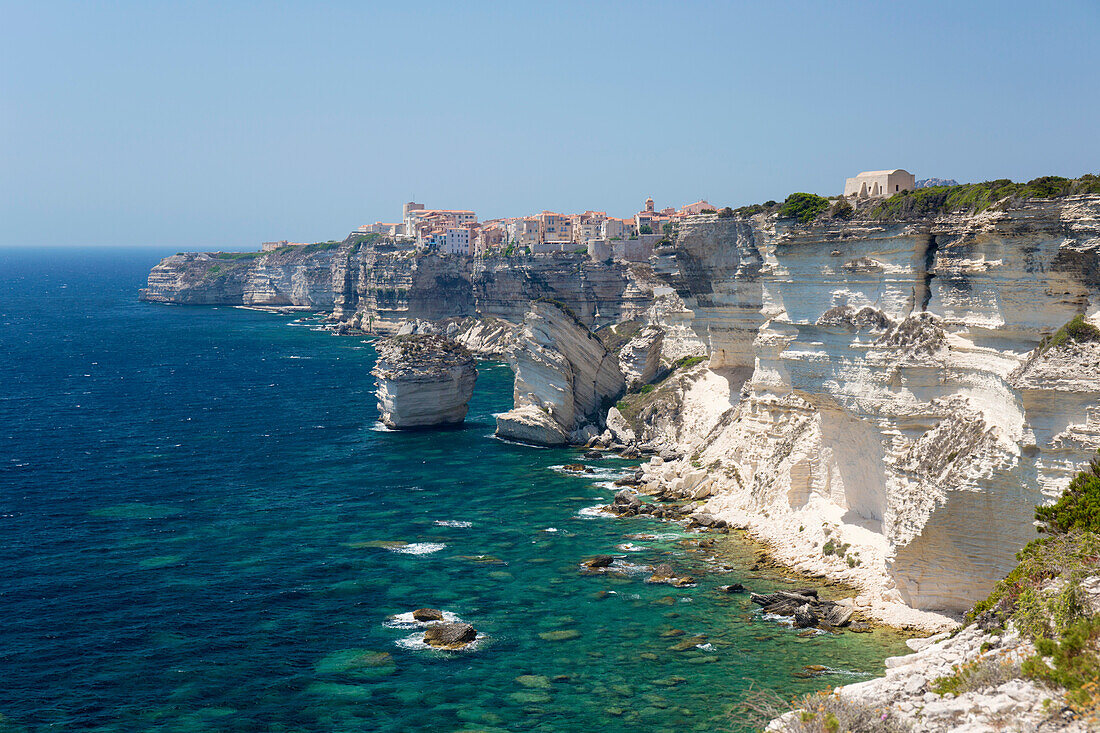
<box><xmin>495</xmin><ymin>301</ymin><xmax>625</xmax><ymax>445</ymax></box>
<box><xmin>635</xmin><ymin>196</ymin><xmax>1100</xmax><ymax>624</ymax></box>
<box><xmin>371</xmin><ymin>335</ymin><xmax>477</xmax><ymax>429</ymax></box>
<box><xmin>142</xmin><ymin>236</ymin><xmax>657</xmax><ymax>331</ymax></box>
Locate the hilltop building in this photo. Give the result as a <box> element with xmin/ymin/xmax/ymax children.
<box><xmin>844</xmin><ymin>169</ymin><xmax>916</xmax><ymax>198</ymax></box>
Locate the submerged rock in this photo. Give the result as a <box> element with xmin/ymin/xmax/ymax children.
<box><xmin>372</xmin><ymin>334</ymin><xmax>477</xmax><ymax>429</ymax></box>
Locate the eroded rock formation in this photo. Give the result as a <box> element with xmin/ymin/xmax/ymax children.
<box><xmin>371</xmin><ymin>335</ymin><xmax>477</xmax><ymax>429</ymax></box>
<box><xmin>495</xmin><ymin>301</ymin><xmax>625</xmax><ymax>446</ymax></box>
<box><xmin>634</xmin><ymin>196</ymin><xmax>1100</xmax><ymax>627</ymax></box>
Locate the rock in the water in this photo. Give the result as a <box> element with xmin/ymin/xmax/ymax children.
<box><xmin>412</xmin><ymin>608</ymin><xmax>444</xmax><ymax>622</ymax></box>
<box><xmin>372</xmin><ymin>334</ymin><xmax>477</xmax><ymax>429</ymax></box>
<box><xmin>718</xmin><ymin>583</ymin><xmax>746</xmax><ymax>593</ymax></box>
<box><xmin>793</xmin><ymin>604</ymin><xmax>818</xmax><ymax>629</ymax></box>
<box><xmin>423</xmin><ymin>622</ymin><xmax>477</xmax><ymax>649</ymax></box>
<box><xmin>582</xmin><ymin>555</ymin><xmax>615</xmax><ymax>569</ymax></box>
<box><xmin>496</xmin><ymin>301</ymin><xmax>625</xmax><ymax>446</ymax></box>
<box><xmin>613</xmin><ymin>490</ymin><xmax>642</xmax><ymax>509</ymax></box>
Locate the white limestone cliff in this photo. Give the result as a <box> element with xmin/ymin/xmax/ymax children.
<box><xmin>371</xmin><ymin>335</ymin><xmax>477</xmax><ymax>429</ymax></box>
<box><xmin>631</xmin><ymin>197</ymin><xmax>1100</xmax><ymax>629</ymax></box>
<box><xmin>496</xmin><ymin>301</ymin><xmax>625</xmax><ymax>446</ymax></box>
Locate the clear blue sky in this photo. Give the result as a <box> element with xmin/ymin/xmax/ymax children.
<box><xmin>2</xmin><ymin>1</ymin><xmax>1098</xmax><ymax>249</ymax></box>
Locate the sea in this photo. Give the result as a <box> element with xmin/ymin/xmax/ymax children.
<box><xmin>0</xmin><ymin>248</ymin><xmax>909</xmax><ymax>732</ymax></box>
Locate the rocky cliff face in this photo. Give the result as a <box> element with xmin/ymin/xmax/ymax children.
<box><xmin>495</xmin><ymin>301</ymin><xmax>625</xmax><ymax>446</ymax></box>
<box><xmin>143</xmin><ymin>238</ymin><xmax>657</xmax><ymax>332</ymax></box>
<box><xmin>371</xmin><ymin>335</ymin><xmax>477</xmax><ymax>429</ymax></box>
<box><xmin>142</xmin><ymin>247</ymin><xmax>342</xmax><ymax>307</ymax></box>
<box><xmin>636</xmin><ymin>196</ymin><xmax>1100</xmax><ymax>626</ymax></box>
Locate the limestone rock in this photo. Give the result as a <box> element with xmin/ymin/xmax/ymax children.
<box><xmin>495</xmin><ymin>301</ymin><xmax>625</xmax><ymax>445</ymax></box>
<box><xmin>371</xmin><ymin>335</ymin><xmax>477</xmax><ymax>429</ymax></box>
<box><xmin>618</xmin><ymin>325</ymin><xmax>664</xmax><ymax>388</ymax></box>
<box><xmin>494</xmin><ymin>404</ymin><xmax>570</xmax><ymax>446</ymax></box>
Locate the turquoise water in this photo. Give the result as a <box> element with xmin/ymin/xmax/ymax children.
<box><xmin>0</xmin><ymin>249</ymin><xmax>909</xmax><ymax>732</ymax></box>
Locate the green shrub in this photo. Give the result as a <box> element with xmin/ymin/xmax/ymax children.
<box><xmin>831</xmin><ymin>198</ymin><xmax>854</xmax><ymax>219</ymax></box>
<box><xmin>717</xmin><ymin>206</ymin><xmax>734</xmax><ymax>218</ymax></box>
<box><xmin>638</xmin><ymin>384</ymin><xmax>655</xmax><ymax>394</ymax></box>
<box><xmin>1039</xmin><ymin>315</ymin><xmax>1100</xmax><ymax>355</ymax></box>
<box><xmin>213</xmin><ymin>251</ymin><xmax>264</xmax><ymax>260</ymax></box>
<box><xmin>639</xmin><ymin>225</ymin><xmax>653</xmax><ymax>235</ymax></box>
<box><xmin>778</xmin><ymin>193</ymin><xmax>830</xmax><ymax>224</ymax></box>
<box><xmin>870</xmin><ymin>175</ymin><xmax>1100</xmax><ymax>221</ymax></box>
<box><xmin>1035</xmin><ymin>455</ymin><xmax>1100</xmax><ymax>535</ymax></box>
<box><xmin>671</xmin><ymin>355</ymin><xmax>706</xmax><ymax>370</ymax></box>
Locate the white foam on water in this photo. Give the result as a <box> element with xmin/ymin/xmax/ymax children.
<box><xmin>394</xmin><ymin>631</ymin><xmax>487</xmax><ymax>653</ymax></box>
<box><xmin>542</xmin><ymin>527</ymin><xmax>559</xmax><ymax>533</ymax></box>
<box><xmin>433</xmin><ymin>520</ymin><xmax>472</xmax><ymax>528</ymax></box>
<box><xmin>370</xmin><ymin>422</ymin><xmax>397</xmax><ymax>432</ymax></box>
<box><xmin>389</xmin><ymin>542</ymin><xmax>446</xmax><ymax>555</ymax></box>
<box><xmin>383</xmin><ymin>610</ymin><xmax>462</xmax><ymax>629</ymax></box>
<box><xmin>697</xmin><ymin>642</ymin><xmax>715</xmax><ymax>651</ymax></box>
<box><xmin>615</xmin><ymin>543</ymin><xmax>645</xmax><ymax>552</ymax></box>
<box><xmin>576</xmin><ymin>504</ymin><xmax>613</xmax><ymax>519</ymax></box>
<box><xmin>490</xmin><ymin>434</ymin><xmax>553</xmax><ymax>449</ymax></box>
<box><xmin>760</xmin><ymin>611</ymin><xmax>795</xmax><ymax>627</ymax></box>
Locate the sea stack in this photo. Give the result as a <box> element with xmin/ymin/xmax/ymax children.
<box><xmin>372</xmin><ymin>334</ymin><xmax>477</xmax><ymax>429</ymax></box>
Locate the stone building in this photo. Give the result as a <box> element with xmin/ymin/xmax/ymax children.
<box><xmin>844</xmin><ymin>169</ymin><xmax>916</xmax><ymax>198</ymax></box>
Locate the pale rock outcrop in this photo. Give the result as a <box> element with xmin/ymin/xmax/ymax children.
<box><xmin>769</xmin><ymin>625</ymin><xmax>1083</xmax><ymax>732</ymax></box>
<box><xmin>372</xmin><ymin>335</ymin><xmax>477</xmax><ymax>429</ymax></box>
<box><xmin>144</xmin><ymin>239</ymin><xmax>658</xmax><ymax>332</ymax></box>
<box><xmin>618</xmin><ymin>325</ymin><xmax>664</xmax><ymax>388</ymax></box>
<box><xmin>640</xmin><ymin>198</ymin><xmax>1100</xmax><ymax>628</ymax></box>
<box><xmin>495</xmin><ymin>301</ymin><xmax>625</xmax><ymax>445</ymax></box>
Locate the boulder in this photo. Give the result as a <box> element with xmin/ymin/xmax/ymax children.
<box><xmin>423</xmin><ymin>622</ymin><xmax>477</xmax><ymax>649</ymax></box>
<box><xmin>605</xmin><ymin>407</ymin><xmax>637</xmax><ymax>446</ymax></box>
<box><xmin>793</xmin><ymin>604</ymin><xmax>818</xmax><ymax>629</ymax></box>
<box><xmin>613</xmin><ymin>489</ymin><xmax>642</xmax><ymax>509</ymax></box>
<box><xmin>494</xmin><ymin>405</ymin><xmax>570</xmax><ymax>446</ymax></box>
<box><xmin>372</xmin><ymin>335</ymin><xmax>477</xmax><ymax>429</ymax></box>
<box><xmin>412</xmin><ymin>608</ymin><xmax>444</xmax><ymax>622</ymax></box>
<box><xmin>582</xmin><ymin>555</ymin><xmax>615</xmax><ymax>569</ymax></box>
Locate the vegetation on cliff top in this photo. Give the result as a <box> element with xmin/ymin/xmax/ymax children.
<box><xmin>777</xmin><ymin>193</ymin><xmax>831</xmax><ymax>224</ymax></box>
<box><xmin>870</xmin><ymin>175</ymin><xmax>1100</xmax><ymax>221</ymax></box>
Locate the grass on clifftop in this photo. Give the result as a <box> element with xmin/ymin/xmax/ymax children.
<box><xmin>870</xmin><ymin>175</ymin><xmax>1100</xmax><ymax>221</ymax></box>
<box><xmin>961</xmin><ymin>455</ymin><xmax>1100</xmax><ymax>711</ymax></box>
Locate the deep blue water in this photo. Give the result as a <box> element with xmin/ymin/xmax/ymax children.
<box><xmin>0</xmin><ymin>248</ymin><xmax>908</xmax><ymax>732</ymax></box>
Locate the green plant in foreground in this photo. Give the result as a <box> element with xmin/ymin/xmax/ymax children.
<box><xmin>965</xmin><ymin>450</ymin><xmax>1100</xmax><ymax>713</ymax></box>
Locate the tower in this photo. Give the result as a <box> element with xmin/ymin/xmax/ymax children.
<box><xmin>645</xmin><ymin>197</ymin><xmax>655</xmax><ymax>213</ymax></box>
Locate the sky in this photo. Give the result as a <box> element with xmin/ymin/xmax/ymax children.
<box><xmin>2</xmin><ymin>1</ymin><xmax>1098</xmax><ymax>249</ymax></box>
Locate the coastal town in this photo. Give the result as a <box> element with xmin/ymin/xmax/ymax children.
<box><xmin>261</xmin><ymin>169</ymin><xmax>919</xmax><ymax>259</ymax></box>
